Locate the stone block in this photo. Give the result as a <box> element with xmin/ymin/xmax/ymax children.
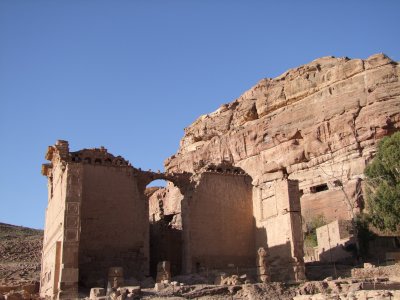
<box><xmin>109</xmin><ymin>290</ymin><xmax>120</xmax><ymax>300</ymax></box>
<box><xmin>154</xmin><ymin>282</ymin><xmax>166</xmax><ymax>291</ymax></box>
<box><xmin>156</xmin><ymin>261</ymin><xmax>171</xmax><ymax>283</ymax></box>
<box><xmin>22</xmin><ymin>283</ymin><xmax>39</xmax><ymax>294</ymax></box>
<box><xmin>260</xmin><ymin>171</ymin><xmax>284</xmax><ymax>183</ymax></box>
<box><xmin>90</xmin><ymin>287</ymin><xmax>105</xmax><ymax>299</ymax></box>
<box><xmin>66</xmin><ymin>202</ymin><xmax>79</xmax><ymax>215</ymax></box>
<box><xmin>65</xmin><ymin>215</ymin><xmax>79</xmax><ymax>228</ymax></box>
<box><xmin>122</xmin><ymin>286</ymin><xmax>140</xmax><ymax>295</ymax></box>
<box><xmin>108</xmin><ymin>267</ymin><xmax>124</xmax><ymax>288</ymax></box>
<box><xmin>60</xmin><ymin>267</ymin><xmax>79</xmax><ymax>282</ymax></box>
<box><xmin>4</xmin><ymin>292</ymin><xmax>23</xmax><ymax>300</ymax></box>
<box><xmin>364</xmin><ymin>263</ymin><xmax>375</xmax><ymax>269</ymax></box>
<box><xmin>61</xmin><ymin>244</ymin><xmax>79</xmax><ymax>267</ymax></box>
<box><xmin>64</xmin><ymin>228</ymin><xmax>79</xmax><ymax>241</ymax></box>
<box><xmin>140</xmin><ymin>277</ymin><xmax>155</xmax><ymax>288</ymax></box>
<box><xmin>124</xmin><ymin>278</ymin><xmax>140</xmax><ymax>286</ymax></box>
<box><xmin>108</xmin><ymin>267</ymin><xmax>124</xmax><ymax>277</ymax></box>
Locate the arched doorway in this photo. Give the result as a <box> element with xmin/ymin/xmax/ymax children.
<box><xmin>145</xmin><ymin>179</ymin><xmax>184</xmax><ymax>278</ymax></box>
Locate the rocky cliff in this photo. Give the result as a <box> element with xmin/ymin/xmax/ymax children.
<box><xmin>165</xmin><ymin>54</ymin><xmax>400</xmax><ymax>221</ymax></box>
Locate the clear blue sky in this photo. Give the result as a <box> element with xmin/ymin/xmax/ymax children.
<box><xmin>1</xmin><ymin>1</ymin><xmax>399</xmax><ymax>229</ymax></box>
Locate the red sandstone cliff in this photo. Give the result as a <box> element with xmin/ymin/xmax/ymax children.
<box><xmin>164</xmin><ymin>54</ymin><xmax>400</xmax><ymax>221</ymax></box>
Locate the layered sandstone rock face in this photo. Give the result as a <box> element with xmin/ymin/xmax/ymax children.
<box><xmin>147</xmin><ymin>184</ymin><xmax>183</xmax><ymax>229</ymax></box>
<box><xmin>165</xmin><ymin>54</ymin><xmax>400</xmax><ymax>221</ymax></box>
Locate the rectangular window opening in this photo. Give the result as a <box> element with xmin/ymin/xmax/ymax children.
<box><xmin>310</xmin><ymin>183</ymin><xmax>329</xmax><ymax>193</ymax></box>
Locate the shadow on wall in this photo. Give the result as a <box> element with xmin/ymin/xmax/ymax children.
<box><xmin>318</xmin><ymin>239</ymin><xmax>356</xmax><ymax>264</ymax></box>
<box><xmin>305</xmin><ymin>262</ymin><xmax>353</xmax><ymax>281</ymax></box>
<box><xmin>149</xmin><ymin>219</ymin><xmax>182</xmax><ymax>278</ymax></box>
<box><xmin>185</xmin><ymin>172</ymin><xmax>255</xmax><ymax>273</ymax></box>
<box><xmin>318</xmin><ymin>236</ymin><xmax>400</xmax><ymax>266</ymax></box>
<box><xmin>366</xmin><ymin>236</ymin><xmax>400</xmax><ymax>264</ymax></box>
<box><xmin>255</xmin><ymin>226</ymin><xmax>295</xmax><ymax>282</ymax></box>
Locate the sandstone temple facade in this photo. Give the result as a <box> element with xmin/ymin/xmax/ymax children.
<box><xmin>40</xmin><ymin>54</ymin><xmax>399</xmax><ymax>299</ymax></box>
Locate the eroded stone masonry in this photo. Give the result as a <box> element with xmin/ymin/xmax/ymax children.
<box><xmin>41</xmin><ymin>141</ymin><xmax>303</xmax><ymax>299</ymax></box>
<box><xmin>40</xmin><ymin>54</ymin><xmax>399</xmax><ymax>299</ymax></box>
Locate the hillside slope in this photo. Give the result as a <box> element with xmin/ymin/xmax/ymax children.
<box><xmin>0</xmin><ymin>222</ymin><xmax>43</xmax><ymax>285</ymax></box>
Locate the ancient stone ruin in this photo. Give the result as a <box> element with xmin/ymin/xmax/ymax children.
<box><xmin>40</xmin><ymin>53</ymin><xmax>400</xmax><ymax>299</ymax></box>
<box><xmin>40</xmin><ymin>141</ymin><xmax>303</xmax><ymax>298</ymax></box>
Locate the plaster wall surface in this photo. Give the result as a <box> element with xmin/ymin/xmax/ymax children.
<box><xmin>183</xmin><ymin>173</ymin><xmax>254</xmax><ymax>273</ymax></box>
<box><xmin>78</xmin><ymin>164</ymin><xmax>149</xmax><ymax>287</ymax></box>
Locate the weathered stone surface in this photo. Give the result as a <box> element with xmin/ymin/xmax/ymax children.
<box><xmin>109</xmin><ymin>267</ymin><xmax>124</xmax><ymax>289</ymax></box>
<box><xmin>3</xmin><ymin>292</ymin><xmax>23</xmax><ymax>300</ymax></box>
<box><xmin>351</xmin><ymin>263</ymin><xmax>400</xmax><ymax>280</ymax></box>
<box><xmin>294</xmin><ymin>290</ymin><xmax>400</xmax><ymax>300</ymax></box>
<box><xmin>256</xmin><ymin>247</ymin><xmax>270</xmax><ymax>283</ymax></box>
<box><xmin>156</xmin><ymin>261</ymin><xmax>171</xmax><ymax>283</ymax></box>
<box><xmin>148</xmin><ymin>184</ymin><xmax>183</xmax><ymax>229</ymax></box>
<box><xmin>165</xmin><ymin>53</ymin><xmax>400</xmax><ymax>222</ymax></box>
<box><xmin>140</xmin><ymin>277</ymin><xmax>155</xmax><ymax>289</ymax></box>
<box><xmin>89</xmin><ymin>287</ymin><xmax>105</xmax><ymax>299</ymax></box>
<box><xmin>40</xmin><ymin>142</ymin><xmax>151</xmax><ymax>299</ymax></box>
<box><xmin>315</xmin><ymin>220</ymin><xmax>355</xmax><ymax>263</ymax></box>
<box><xmin>124</xmin><ymin>286</ymin><xmax>140</xmax><ymax>295</ymax></box>
<box><xmin>38</xmin><ymin>54</ymin><xmax>400</xmax><ymax>297</ymax></box>
<box><xmin>154</xmin><ymin>282</ymin><xmax>167</xmax><ymax>291</ymax></box>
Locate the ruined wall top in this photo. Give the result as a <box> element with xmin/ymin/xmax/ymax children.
<box><xmin>41</xmin><ymin>140</ymin><xmax>131</xmax><ymax>177</ymax></box>
<box><xmin>40</xmin><ymin>140</ymin><xmax>194</xmax><ymax>194</ymax></box>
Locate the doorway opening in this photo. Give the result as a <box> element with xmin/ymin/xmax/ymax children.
<box><xmin>145</xmin><ymin>179</ymin><xmax>184</xmax><ymax>278</ymax></box>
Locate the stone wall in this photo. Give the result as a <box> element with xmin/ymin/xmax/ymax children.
<box><xmin>78</xmin><ymin>164</ymin><xmax>149</xmax><ymax>287</ymax></box>
<box><xmin>253</xmin><ymin>179</ymin><xmax>304</xmax><ymax>281</ymax></box>
<box><xmin>182</xmin><ymin>172</ymin><xmax>254</xmax><ymax>273</ymax></box>
<box><xmin>41</xmin><ymin>141</ymin><xmax>150</xmax><ymax>298</ymax></box>
<box><xmin>40</xmin><ymin>141</ymin><xmax>83</xmax><ymax>299</ymax></box>
<box><xmin>351</xmin><ymin>263</ymin><xmax>400</xmax><ymax>280</ymax></box>
<box><xmin>40</xmin><ymin>155</ymin><xmax>68</xmax><ymax>298</ymax></box>
<box><xmin>368</xmin><ymin>237</ymin><xmax>400</xmax><ymax>263</ymax></box>
<box><xmin>316</xmin><ymin>219</ymin><xmax>354</xmax><ymax>263</ymax></box>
